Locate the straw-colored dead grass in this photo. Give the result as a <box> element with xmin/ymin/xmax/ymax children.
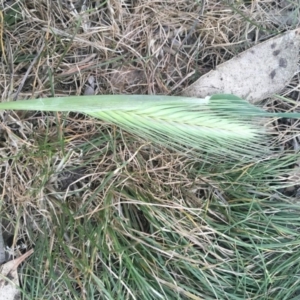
<box><xmin>1</xmin><ymin>0</ymin><xmax>300</xmax><ymax>298</ymax></box>
<box><xmin>2</xmin><ymin>0</ymin><xmax>296</xmax><ymax>100</ymax></box>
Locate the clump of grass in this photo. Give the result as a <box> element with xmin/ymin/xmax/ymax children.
<box><xmin>1</xmin><ymin>0</ymin><xmax>300</xmax><ymax>299</ymax></box>
<box><xmin>19</xmin><ymin>155</ymin><xmax>300</xmax><ymax>299</ymax></box>
<box><xmin>2</xmin><ymin>109</ymin><xmax>300</xmax><ymax>299</ymax></box>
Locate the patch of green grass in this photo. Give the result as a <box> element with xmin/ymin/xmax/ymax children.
<box><xmin>1</xmin><ymin>104</ymin><xmax>300</xmax><ymax>299</ymax></box>
<box><xmin>2</xmin><ymin>114</ymin><xmax>296</xmax><ymax>299</ymax></box>
<box><xmin>2</xmin><ymin>1</ymin><xmax>23</xmax><ymax>27</ymax></box>
<box><xmin>19</xmin><ymin>175</ymin><xmax>300</xmax><ymax>299</ymax></box>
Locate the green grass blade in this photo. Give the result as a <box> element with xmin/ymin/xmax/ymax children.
<box><xmin>0</xmin><ymin>94</ymin><xmax>299</xmax><ymax>163</ymax></box>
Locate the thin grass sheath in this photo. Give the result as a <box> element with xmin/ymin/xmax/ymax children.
<box><xmin>0</xmin><ymin>94</ymin><xmax>299</xmax><ymax>161</ymax></box>
<box><xmin>0</xmin><ymin>95</ymin><xmax>210</xmax><ymax>112</ymax></box>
